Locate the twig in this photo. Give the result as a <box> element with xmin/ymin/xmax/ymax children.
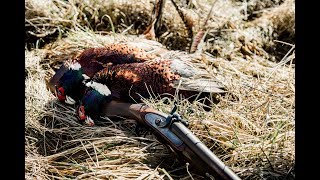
<box><xmin>80</xmin><ymin>140</ymin><xmax>97</xmax><ymax>167</ymax></box>
<box><xmin>186</xmin><ymin>163</ymin><xmax>195</xmax><ymax>180</ymax></box>
<box><xmin>159</xmin><ymin>168</ymin><xmax>174</xmax><ymax>180</ymax></box>
<box><xmin>272</xmin><ymin>45</ymin><xmax>295</xmax><ymax>68</ymax></box>
<box><xmin>102</xmin><ymin>14</ymin><xmax>115</xmax><ymax>35</ymax></box>
<box><xmin>170</xmin><ymin>0</ymin><xmax>193</xmax><ymax>39</ymax></box>
<box><xmin>273</xmin><ymin>40</ymin><xmax>295</xmax><ymax>47</ymax></box>
<box><xmin>259</xmin><ymin>146</ymin><xmax>275</xmax><ymax>172</ymax></box>
<box><xmin>189</xmin><ymin>0</ymin><xmax>217</xmax><ymax>53</ymax></box>
<box><xmin>121</xmin><ymin>24</ymin><xmax>134</xmax><ymax>34</ymax></box>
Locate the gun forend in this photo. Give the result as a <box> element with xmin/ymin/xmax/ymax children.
<box><xmin>101</xmin><ymin>101</ymin><xmax>241</xmax><ymax>180</ymax></box>
<box><xmin>171</xmin><ymin>122</ymin><xmax>241</xmax><ymax>180</ymax></box>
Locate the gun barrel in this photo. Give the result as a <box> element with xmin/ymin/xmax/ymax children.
<box><xmin>170</xmin><ymin>122</ymin><xmax>241</xmax><ymax>180</ymax></box>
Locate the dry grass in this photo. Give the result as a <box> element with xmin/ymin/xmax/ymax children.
<box><xmin>25</xmin><ymin>0</ymin><xmax>295</xmax><ymax>179</ymax></box>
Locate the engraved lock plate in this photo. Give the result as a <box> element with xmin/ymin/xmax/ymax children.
<box><xmin>145</xmin><ymin>113</ymin><xmax>183</xmax><ymax>147</ymax></box>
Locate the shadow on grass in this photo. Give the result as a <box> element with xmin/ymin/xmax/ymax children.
<box><xmin>26</xmin><ymin>99</ymin><xmax>210</xmax><ymax>179</ymax></box>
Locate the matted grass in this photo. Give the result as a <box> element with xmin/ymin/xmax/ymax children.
<box><xmin>25</xmin><ymin>29</ymin><xmax>294</xmax><ymax>179</ymax></box>
<box><xmin>25</xmin><ymin>0</ymin><xmax>295</xmax><ymax>179</ymax></box>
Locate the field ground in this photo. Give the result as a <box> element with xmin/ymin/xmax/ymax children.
<box><xmin>25</xmin><ymin>0</ymin><xmax>295</xmax><ymax>179</ymax></box>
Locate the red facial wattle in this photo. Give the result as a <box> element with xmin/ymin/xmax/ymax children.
<box><xmin>78</xmin><ymin>105</ymin><xmax>86</xmax><ymax>121</ymax></box>
<box><xmin>55</xmin><ymin>86</ymin><xmax>66</xmax><ymax>101</ymax></box>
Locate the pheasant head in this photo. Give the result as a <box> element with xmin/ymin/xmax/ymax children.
<box><xmin>51</xmin><ymin>62</ymin><xmax>90</xmax><ymax>105</ymax></box>
<box><xmin>77</xmin><ymin>81</ymin><xmax>112</xmax><ymax>126</ymax></box>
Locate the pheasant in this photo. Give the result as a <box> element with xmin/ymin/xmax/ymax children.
<box><xmin>47</xmin><ymin>43</ymin><xmax>155</xmax><ymax>105</ymax></box>
<box><xmin>77</xmin><ymin>57</ymin><xmax>226</xmax><ymax>126</ymax></box>
<box><xmin>47</xmin><ymin>0</ymin><xmax>170</xmax><ymax>105</ymax></box>
<box><xmin>78</xmin><ymin>81</ymin><xmax>113</xmax><ymax>126</ymax></box>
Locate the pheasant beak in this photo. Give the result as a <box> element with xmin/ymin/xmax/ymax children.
<box><xmin>65</xmin><ymin>96</ymin><xmax>76</xmax><ymax>105</ymax></box>
<box><xmin>85</xmin><ymin>116</ymin><xmax>95</xmax><ymax>126</ymax></box>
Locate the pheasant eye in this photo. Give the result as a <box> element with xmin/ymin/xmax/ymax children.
<box><xmin>78</xmin><ymin>105</ymin><xmax>86</xmax><ymax>121</ymax></box>
<box><xmin>55</xmin><ymin>86</ymin><xmax>66</xmax><ymax>101</ymax></box>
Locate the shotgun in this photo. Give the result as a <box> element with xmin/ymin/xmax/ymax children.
<box><xmin>102</xmin><ymin>101</ymin><xmax>241</xmax><ymax>180</ymax></box>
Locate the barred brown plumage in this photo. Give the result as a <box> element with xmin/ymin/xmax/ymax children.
<box><xmin>47</xmin><ymin>43</ymin><xmax>155</xmax><ymax>105</ymax></box>
<box><xmin>77</xmin><ymin>56</ymin><xmax>227</xmax><ymax>126</ymax></box>
<box><xmin>92</xmin><ymin>59</ymin><xmax>181</xmax><ymax>102</ymax></box>
<box><xmin>47</xmin><ymin>40</ymin><xmax>227</xmax><ymax>126</ymax></box>
<box><xmin>75</xmin><ymin>43</ymin><xmax>156</xmax><ymax>77</ymax></box>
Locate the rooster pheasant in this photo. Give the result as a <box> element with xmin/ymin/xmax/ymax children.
<box><xmin>47</xmin><ymin>43</ymin><xmax>155</xmax><ymax>105</ymax></box>
<box><xmin>47</xmin><ymin>0</ymin><xmax>178</xmax><ymax>106</ymax></box>
<box><xmin>77</xmin><ymin>55</ymin><xmax>226</xmax><ymax>126</ymax></box>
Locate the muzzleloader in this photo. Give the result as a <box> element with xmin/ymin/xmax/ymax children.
<box><xmin>102</xmin><ymin>101</ymin><xmax>241</xmax><ymax>180</ymax></box>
